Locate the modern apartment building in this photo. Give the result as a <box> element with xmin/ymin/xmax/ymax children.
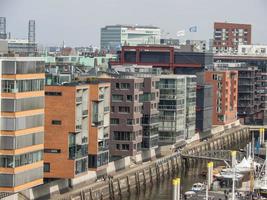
<box><xmin>88</xmin><ymin>81</ymin><xmax>110</xmax><ymax>171</ymax></box>
<box><xmin>213</xmin><ymin>22</ymin><xmax>252</xmax><ymax>54</ymax></box>
<box><xmin>214</xmin><ymin>54</ymin><xmax>267</xmax><ymax>125</ymax></box>
<box><xmin>44</xmin><ymin>84</ymin><xmax>89</xmax><ymax>179</ymax></box>
<box><xmin>0</xmin><ymin>57</ymin><xmax>45</xmax><ymax>192</ymax></box>
<box><xmin>214</xmin><ymin>62</ymin><xmax>263</xmax><ymax>125</ymax></box>
<box><xmin>203</xmin><ymin>71</ymin><xmax>238</xmax><ymax>125</ymax></box>
<box><xmin>158</xmin><ymin>75</ymin><xmax>196</xmax><ymax>146</ymax></box>
<box><xmin>101</xmin><ymin>25</ymin><xmax>161</xmax><ymax>51</ymax></box>
<box><xmin>195</xmin><ymin>73</ymin><xmax>213</xmax><ymax>135</ymax></box>
<box><xmin>108</xmin><ymin>77</ymin><xmax>144</xmax><ymax>157</ymax></box>
<box><xmin>112</xmin><ymin>65</ymin><xmax>161</xmax><ymax>151</ymax></box>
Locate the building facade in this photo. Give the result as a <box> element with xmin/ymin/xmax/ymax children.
<box><xmin>88</xmin><ymin>82</ymin><xmax>110</xmax><ymax>171</ymax></box>
<box><xmin>101</xmin><ymin>25</ymin><xmax>161</xmax><ymax>51</ymax></box>
<box><xmin>110</xmin><ymin>46</ymin><xmax>213</xmax><ymax>74</ymax></box>
<box><xmin>214</xmin><ymin>54</ymin><xmax>267</xmax><ymax>125</ymax></box>
<box><xmin>204</xmin><ymin>71</ymin><xmax>238</xmax><ymax>125</ymax></box>
<box><xmin>0</xmin><ymin>57</ymin><xmax>45</xmax><ymax>192</ymax></box>
<box><xmin>213</xmin><ymin>22</ymin><xmax>252</xmax><ymax>54</ymax></box>
<box><xmin>158</xmin><ymin>75</ymin><xmax>196</xmax><ymax>146</ymax></box>
<box><xmin>44</xmin><ymin>84</ymin><xmax>89</xmax><ymax>179</ymax></box>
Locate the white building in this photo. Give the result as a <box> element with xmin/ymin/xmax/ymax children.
<box><xmin>238</xmin><ymin>44</ymin><xmax>267</xmax><ymax>56</ymax></box>
<box><xmin>100</xmin><ymin>25</ymin><xmax>161</xmax><ymax>51</ymax></box>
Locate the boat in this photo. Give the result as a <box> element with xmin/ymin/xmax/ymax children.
<box><xmin>190</xmin><ymin>182</ymin><xmax>206</xmax><ymax>192</ymax></box>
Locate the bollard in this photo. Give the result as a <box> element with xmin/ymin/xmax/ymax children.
<box><xmin>172</xmin><ymin>179</ymin><xmax>178</xmax><ymax>200</ymax></box>
<box><xmin>207</xmin><ymin>162</ymin><xmax>213</xmax><ymax>190</ymax></box>
<box><xmin>175</xmin><ymin>178</ymin><xmax>181</xmax><ymax>200</ymax></box>
<box><xmin>231</xmin><ymin>151</ymin><xmax>236</xmax><ymax>168</ymax></box>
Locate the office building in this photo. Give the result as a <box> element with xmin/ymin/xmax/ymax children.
<box><xmin>213</xmin><ymin>22</ymin><xmax>252</xmax><ymax>54</ymax></box>
<box><xmin>203</xmin><ymin>71</ymin><xmax>238</xmax><ymax>125</ymax></box>
<box><xmin>44</xmin><ymin>84</ymin><xmax>89</xmax><ymax>179</ymax></box>
<box><xmin>101</xmin><ymin>25</ymin><xmax>161</xmax><ymax>51</ymax></box>
<box><xmin>0</xmin><ymin>57</ymin><xmax>45</xmax><ymax>192</ymax></box>
<box><xmin>158</xmin><ymin>75</ymin><xmax>196</xmax><ymax>146</ymax></box>
<box><xmin>110</xmin><ymin>45</ymin><xmax>213</xmax><ymax>74</ymax></box>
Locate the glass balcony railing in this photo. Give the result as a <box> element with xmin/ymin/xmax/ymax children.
<box><xmin>69</xmin><ymin>144</ymin><xmax>88</xmax><ymax>160</ymax></box>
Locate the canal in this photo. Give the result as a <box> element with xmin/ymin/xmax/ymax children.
<box><xmin>121</xmin><ymin>161</ymin><xmax>207</xmax><ymax>200</ymax></box>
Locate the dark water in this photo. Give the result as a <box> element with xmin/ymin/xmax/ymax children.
<box><xmin>122</xmin><ymin>161</ymin><xmax>207</xmax><ymax>200</ymax></box>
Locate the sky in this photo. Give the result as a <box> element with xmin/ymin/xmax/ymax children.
<box><xmin>0</xmin><ymin>0</ymin><xmax>266</xmax><ymax>47</ymax></box>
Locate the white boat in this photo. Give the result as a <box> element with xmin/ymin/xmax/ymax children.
<box><xmin>190</xmin><ymin>182</ymin><xmax>206</xmax><ymax>192</ymax></box>
<box><xmin>214</xmin><ymin>169</ymin><xmax>244</xmax><ymax>179</ymax></box>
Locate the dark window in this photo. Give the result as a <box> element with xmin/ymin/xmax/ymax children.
<box><xmin>122</xmin><ymin>144</ymin><xmax>129</xmax><ymax>150</ymax></box>
<box><xmin>116</xmin><ymin>144</ymin><xmax>120</xmax><ymax>150</ymax></box>
<box><xmin>119</xmin><ymin>106</ymin><xmax>130</xmax><ymax>113</ymax></box>
<box><xmin>45</xmin><ymin>91</ymin><xmax>62</xmax><ymax>96</ymax></box>
<box><xmin>126</xmin><ymin>95</ymin><xmax>133</xmax><ymax>101</ymax></box>
<box><xmin>52</xmin><ymin>120</ymin><xmax>61</xmax><ymax>125</ymax></box>
<box><xmin>115</xmin><ymin>83</ymin><xmax>120</xmax><ymax>89</ymax></box>
<box><xmin>44</xmin><ymin>163</ymin><xmax>50</xmax><ymax>172</ymax></box>
<box><xmin>44</xmin><ymin>149</ymin><xmax>61</xmax><ymax>153</ymax></box>
<box><xmin>111</xmin><ymin>118</ymin><xmax>119</xmax><ymax>125</ymax></box>
<box><xmin>88</xmin><ymin>154</ymin><xmax>97</xmax><ymax>168</ymax></box>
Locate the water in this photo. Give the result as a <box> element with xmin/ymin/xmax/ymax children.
<box><xmin>121</xmin><ymin>162</ymin><xmax>207</xmax><ymax>200</ymax></box>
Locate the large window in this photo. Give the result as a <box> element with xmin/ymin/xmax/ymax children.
<box><xmin>0</xmin><ymin>150</ymin><xmax>43</xmax><ymax>168</ymax></box>
<box><xmin>113</xmin><ymin>131</ymin><xmax>132</xmax><ymax>141</ymax></box>
<box><xmin>112</xmin><ymin>94</ymin><xmax>123</xmax><ymax>102</ymax></box>
<box><xmin>119</xmin><ymin>106</ymin><xmax>130</xmax><ymax>113</ymax></box>
<box><xmin>1</xmin><ymin>79</ymin><xmax>44</xmax><ymax>93</ymax></box>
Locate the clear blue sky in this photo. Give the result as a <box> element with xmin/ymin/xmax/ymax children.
<box><xmin>1</xmin><ymin>0</ymin><xmax>266</xmax><ymax>47</ymax></box>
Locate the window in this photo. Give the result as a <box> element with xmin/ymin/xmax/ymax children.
<box><xmin>44</xmin><ymin>163</ymin><xmax>50</xmax><ymax>172</ymax></box>
<box><xmin>52</xmin><ymin>120</ymin><xmax>61</xmax><ymax>125</ymax></box>
<box><xmin>45</xmin><ymin>91</ymin><xmax>62</xmax><ymax>96</ymax></box>
<box><xmin>111</xmin><ymin>118</ymin><xmax>119</xmax><ymax>125</ymax></box>
<box><xmin>44</xmin><ymin>149</ymin><xmax>61</xmax><ymax>153</ymax></box>
<box><xmin>136</xmin><ymin>118</ymin><xmax>140</xmax><ymax>124</ymax></box>
<box><xmin>127</xmin><ymin>119</ymin><xmax>134</xmax><ymax>125</ymax></box>
<box><xmin>122</xmin><ymin>144</ymin><xmax>129</xmax><ymax>150</ymax></box>
<box><xmin>121</xmin><ymin>83</ymin><xmax>130</xmax><ymax>89</ymax></box>
<box><xmin>113</xmin><ymin>131</ymin><xmax>132</xmax><ymax>140</ymax></box>
<box><xmin>135</xmin><ymin>95</ymin><xmax>138</xmax><ymax>101</ymax></box>
<box><xmin>116</xmin><ymin>144</ymin><xmax>120</xmax><ymax>150</ymax></box>
<box><xmin>126</xmin><ymin>95</ymin><xmax>132</xmax><ymax>101</ymax></box>
<box><xmin>111</xmin><ymin>106</ymin><xmax>115</xmax><ymax>112</ymax></box>
<box><xmin>116</xmin><ymin>83</ymin><xmax>120</xmax><ymax>89</ymax></box>
<box><xmin>1</xmin><ymin>79</ymin><xmax>44</xmax><ymax>93</ymax></box>
<box><xmin>119</xmin><ymin>106</ymin><xmax>130</xmax><ymax>113</ymax></box>
<box><xmin>112</xmin><ymin>94</ymin><xmax>123</xmax><ymax>102</ymax></box>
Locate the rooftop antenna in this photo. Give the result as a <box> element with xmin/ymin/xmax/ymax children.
<box><xmin>0</xmin><ymin>17</ymin><xmax>7</xmax><ymax>39</ymax></box>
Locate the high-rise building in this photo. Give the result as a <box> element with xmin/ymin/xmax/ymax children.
<box><xmin>100</xmin><ymin>25</ymin><xmax>161</xmax><ymax>51</ymax></box>
<box><xmin>0</xmin><ymin>57</ymin><xmax>45</xmax><ymax>192</ymax></box>
<box><xmin>213</xmin><ymin>22</ymin><xmax>252</xmax><ymax>54</ymax></box>
<box><xmin>203</xmin><ymin>71</ymin><xmax>238</xmax><ymax>125</ymax></box>
<box><xmin>158</xmin><ymin>75</ymin><xmax>196</xmax><ymax>146</ymax></box>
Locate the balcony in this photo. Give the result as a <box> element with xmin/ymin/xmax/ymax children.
<box><xmin>69</xmin><ymin>144</ymin><xmax>88</xmax><ymax>160</ymax></box>
<box><xmin>99</xmin><ymin>94</ymin><xmax>104</xmax><ymax>100</ymax></box>
<box><xmin>76</xmin><ymin>125</ymin><xmax>82</xmax><ymax>131</ymax></box>
<box><xmin>76</xmin><ymin>97</ymin><xmax>82</xmax><ymax>104</ymax></box>
<box><xmin>104</xmin><ymin>106</ymin><xmax>110</xmax><ymax>113</ymax></box>
<box><xmin>98</xmin><ymin>145</ymin><xmax>109</xmax><ymax>152</ymax></box>
<box><xmin>158</xmin><ymin>104</ymin><xmax>184</xmax><ymax>110</ymax></box>
<box><xmin>82</xmin><ymin>110</ymin><xmax>88</xmax><ymax>116</ymax></box>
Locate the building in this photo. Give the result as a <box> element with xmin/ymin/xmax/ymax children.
<box><xmin>101</xmin><ymin>25</ymin><xmax>161</xmax><ymax>51</ymax></box>
<box><xmin>203</xmin><ymin>71</ymin><xmax>238</xmax><ymax>125</ymax></box>
<box><xmin>88</xmin><ymin>81</ymin><xmax>110</xmax><ymax>171</ymax></box>
<box><xmin>7</xmin><ymin>39</ymin><xmax>37</xmax><ymax>56</ymax></box>
<box><xmin>158</xmin><ymin>75</ymin><xmax>196</xmax><ymax>146</ymax></box>
<box><xmin>186</xmin><ymin>40</ymin><xmax>207</xmax><ymax>52</ymax></box>
<box><xmin>44</xmin><ymin>84</ymin><xmax>89</xmax><ymax>179</ymax></box>
<box><xmin>195</xmin><ymin>73</ymin><xmax>213</xmax><ymax>135</ymax></box>
<box><xmin>111</xmin><ymin>65</ymin><xmax>160</xmax><ymax>151</ymax></box>
<box><xmin>213</xmin><ymin>22</ymin><xmax>252</xmax><ymax>54</ymax></box>
<box><xmin>214</xmin><ymin>54</ymin><xmax>267</xmax><ymax>125</ymax></box>
<box><xmin>238</xmin><ymin>44</ymin><xmax>267</xmax><ymax>55</ymax></box>
<box><xmin>160</xmin><ymin>38</ymin><xmax>179</xmax><ymax>46</ymax></box>
<box><xmin>110</xmin><ymin>45</ymin><xmax>213</xmax><ymax>74</ymax></box>
<box><xmin>109</xmin><ymin>76</ymin><xmax>144</xmax><ymax>157</ymax></box>
<box><xmin>214</xmin><ymin>62</ymin><xmax>263</xmax><ymax>125</ymax></box>
<box><xmin>0</xmin><ymin>57</ymin><xmax>45</xmax><ymax>192</ymax></box>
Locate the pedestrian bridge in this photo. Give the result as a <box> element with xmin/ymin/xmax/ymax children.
<box><xmin>181</xmin><ymin>150</ymin><xmax>264</xmax><ymax>164</ymax></box>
